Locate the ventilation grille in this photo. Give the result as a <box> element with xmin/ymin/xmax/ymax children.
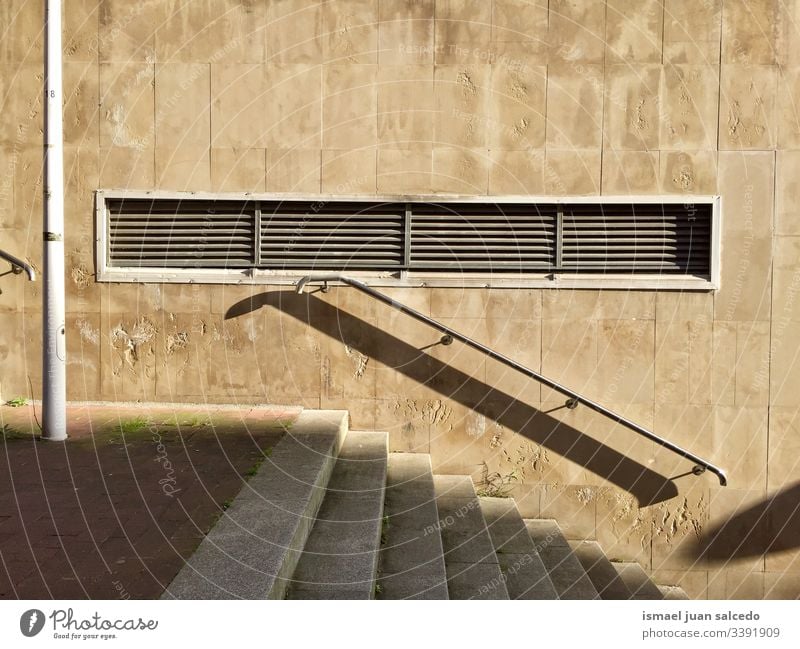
<box><xmin>561</xmin><ymin>203</ymin><xmax>712</xmax><ymax>274</ymax></box>
<box><xmin>108</xmin><ymin>199</ymin><xmax>255</xmax><ymax>268</ymax></box>
<box><xmin>410</xmin><ymin>204</ymin><xmax>557</xmax><ymax>271</ymax></box>
<box><xmin>260</xmin><ymin>202</ymin><xmax>405</xmax><ymax>270</ymax></box>
<box><xmin>104</xmin><ymin>197</ymin><xmax>714</xmax><ymax>278</ymax></box>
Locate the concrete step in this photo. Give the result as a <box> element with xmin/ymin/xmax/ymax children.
<box><xmin>163</xmin><ymin>410</ymin><xmax>348</xmax><ymax>600</ymax></box>
<box><xmin>286</xmin><ymin>431</ymin><xmax>388</xmax><ymax>599</ymax></box>
<box><xmin>524</xmin><ymin>519</ymin><xmax>599</xmax><ymax>600</ymax></box>
<box><xmin>569</xmin><ymin>540</ymin><xmax>633</xmax><ymax>600</ymax></box>
<box><xmin>613</xmin><ymin>562</ymin><xmax>664</xmax><ymax>600</ymax></box>
<box><xmin>376</xmin><ymin>453</ymin><xmax>449</xmax><ymax>600</ymax></box>
<box><xmin>659</xmin><ymin>585</ymin><xmax>690</xmax><ymax>600</ymax></box>
<box><xmin>479</xmin><ymin>497</ymin><xmax>558</xmax><ymax>599</ymax></box>
<box><xmin>433</xmin><ymin>475</ymin><xmax>509</xmax><ymax>599</ymax></box>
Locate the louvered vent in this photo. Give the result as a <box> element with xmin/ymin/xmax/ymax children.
<box><xmin>560</xmin><ymin>203</ymin><xmax>712</xmax><ymax>274</ymax></box>
<box><xmin>410</xmin><ymin>204</ymin><xmax>557</xmax><ymax>271</ymax></box>
<box><xmin>103</xmin><ymin>196</ymin><xmax>715</xmax><ymax>280</ymax></box>
<box><xmin>108</xmin><ymin>199</ymin><xmax>255</xmax><ymax>268</ymax></box>
<box><xmin>260</xmin><ymin>201</ymin><xmax>405</xmax><ymax>270</ymax></box>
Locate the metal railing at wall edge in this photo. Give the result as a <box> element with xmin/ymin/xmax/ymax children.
<box><xmin>296</xmin><ymin>273</ymin><xmax>727</xmax><ymax>487</ymax></box>
<box><xmin>0</xmin><ymin>248</ymin><xmax>36</xmax><ymax>281</ymax></box>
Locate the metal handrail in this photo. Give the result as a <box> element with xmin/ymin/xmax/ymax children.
<box><xmin>0</xmin><ymin>248</ymin><xmax>35</xmax><ymax>281</ymax></box>
<box><xmin>296</xmin><ymin>274</ymin><xmax>727</xmax><ymax>486</ymax></box>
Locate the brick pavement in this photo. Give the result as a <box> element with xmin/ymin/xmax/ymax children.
<box><xmin>0</xmin><ymin>403</ymin><xmax>298</xmax><ymax>599</ymax></box>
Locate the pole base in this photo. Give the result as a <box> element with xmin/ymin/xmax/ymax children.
<box><xmin>41</xmin><ymin>434</ymin><xmax>67</xmax><ymax>442</ymax></box>
<box><xmin>41</xmin><ymin>427</ymin><xmax>68</xmax><ymax>442</ymax></box>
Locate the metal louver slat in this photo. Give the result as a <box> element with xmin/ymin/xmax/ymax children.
<box><xmin>259</xmin><ymin>201</ymin><xmax>405</xmax><ymax>270</ymax></box>
<box><xmin>108</xmin><ymin>199</ymin><xmax>256</xmax><ymax>268</ymax></box>
<box><xmin>560</xmin><ymin>203</ymin><xmax>711</xmax><ymax>274</ymax></box>
<box><xmin>409</xmin><ymin>204</ymin><xmax>557</xmax><ymax>272</ymax></box>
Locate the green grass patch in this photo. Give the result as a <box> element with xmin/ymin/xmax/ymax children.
<box><xmin>0</xmin><ymin>423</ymin><xmax>33</xmax><ymax>440</ymax></box>
<box><xmin>380</xmin><ymin>514</ymin><xmax>390</xmax><ymax>546</ymax></box>
<box><xmin>81</xmin><ymin>416</ymin><xmax>154</xmax><ymax>446</ymax></box>
<box><xmin>117</xmin><ymin>416</ymin><xmax>149</xmax><ymax>435</ymax></box>
<box><xmin>243</xmin><ymin>447</ymin><xmax>273</xmax><ymax>478</ymax></box>
<box><xmin>161</xmin><ymin>413</ymin><xmax>211</xmax><ymax>428</ymax></box>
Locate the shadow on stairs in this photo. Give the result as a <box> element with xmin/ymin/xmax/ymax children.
<box><xmin>162</xmin><ymin>410</ymin><xmax>687</xmax><ymax>601</ymax></box>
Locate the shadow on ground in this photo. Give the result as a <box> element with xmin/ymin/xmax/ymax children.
<box><xmin>0</xmin><ymin>408</ymin><xmax>286</xmax><ymax>599</ymax></box>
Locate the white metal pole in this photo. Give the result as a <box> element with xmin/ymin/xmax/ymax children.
<box><xmin>42</xmin><ymin>0</ymin><xmax>67</xmax><ymax>441</ymax></box>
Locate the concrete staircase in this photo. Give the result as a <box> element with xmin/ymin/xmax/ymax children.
<box><xmin>163</xmin><ymin>410</ymin><xmax>689</xmax><ymax>600</ymax></box>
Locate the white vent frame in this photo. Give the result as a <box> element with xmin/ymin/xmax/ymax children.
<box><xmin>95</xmin><ymin>190</ymin><xmax>721</xmax><ymax>291</ymax></box>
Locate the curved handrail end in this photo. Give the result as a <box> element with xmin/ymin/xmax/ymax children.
<box><xmin>296</xmin><ymin>274</ymin><xmax>346</xmax><ymax>295</ymax></box>
<box><xmin>0</xmin><ymin>248</ymin><xmax>36</xmax><ymax>281</ymax></box>
<box><xmin>17</xmin><ymin>265</ymin><xmax>36</xmax><ymax>282</ymax></box>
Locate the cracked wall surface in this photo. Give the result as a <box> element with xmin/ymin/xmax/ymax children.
<box><xmin>1</xmin><ymin>0</ymin><xmax>800</xmax><ymax>599</ymax></box>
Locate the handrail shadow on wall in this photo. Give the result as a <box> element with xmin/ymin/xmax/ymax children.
<box><xmin>294</xmin><ymin>274</ymin><xmax>726</xmax><ymax>486</ymax></box>
<box><xmin>226</xmin><ymin>289</ymin><xmax>681</xmax><ymax>506</ymax></box>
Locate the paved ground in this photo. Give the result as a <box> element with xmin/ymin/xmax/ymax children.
<box><xmin>0</xmin><ymin>402</ymin><xmax>299</xmax><ymax>599</ymax></box>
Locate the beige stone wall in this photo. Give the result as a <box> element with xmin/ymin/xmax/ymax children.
<box><xmin>2</xmin><ymin>0</ymin><xmax>800</xmax><ymax>598</ymax></box>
